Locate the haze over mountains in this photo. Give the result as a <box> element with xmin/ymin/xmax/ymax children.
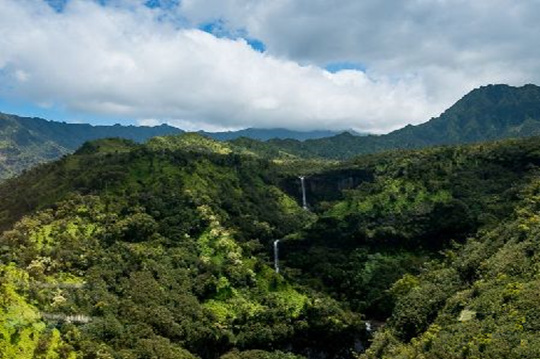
<box><xmin>1</xmin><ymin>84</ymin><xmax>540</xmax><ymax>180</ymax></box>
<box><xmin>200</xmin><ymin>128</ymin><xmax>347</xmax><ymax>142</ymax></box>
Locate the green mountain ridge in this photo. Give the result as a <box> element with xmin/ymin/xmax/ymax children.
<box><xmin>264</xmin><ymin>84</ymin><xmax>540</xmax><ymax>159</ymax></box>
<box><xmin>0</xmin><ymin>113</ymin><xmax>184</xmax><ymax>179</ymax></box>
<box><xmin>201</xmin><ymin>128</ymin><xmax>356</xmax><ymax>142</ymax></box>
<box><xmin>3</xmin><ymin>84</ymin><xmax>540</xmax><ymax>180</ymax></box>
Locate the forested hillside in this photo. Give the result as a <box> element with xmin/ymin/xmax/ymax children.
<box><xmin>281</xmin><ymin>137</ymin><xmax>540</xmax><ymax>323</ymax></box>
<box><xmin>2</xmin><ymin>133</ymin><xmax>540</xmax><ymax>358</ymax></box>
<box><xmin>0</xmin><ymin>113</ymin><xmax>343</xmax><ymax>180</ymax></box>
<box><xmin>363</xmin><ymin>179</ymin><xmax>540</xmax><ymax>358</ymax></box>
<box><xmin>362</xmin><ymin>154</ymin><xmax>540</xmax><ymax>358</ymax></box>
<box><xmin>0</xmin><ymin>135</ymin><xmax>361</xmax><ymax>358</ymax></box>
<box><xmin>0</xmin><ymin>113</ymin><xmax>183</xmax><ymax>180</ymax></box>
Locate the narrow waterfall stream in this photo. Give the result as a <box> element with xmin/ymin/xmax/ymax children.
<box><xmin>299</xmin><ymin>176</ymin><xmax>308</xmax><ymax>210</ymax></box>
<box><xmin>274</xmin><ymin>239</ymin><xmax>280</xmax><ymax>273</ymax></box>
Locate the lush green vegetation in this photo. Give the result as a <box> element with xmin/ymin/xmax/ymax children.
<box><xmin>281</xmin><ymin>137</ymin><xmax>540</xmax><ymax>322</ymax></box>
<box><xmin>0</xmin><ymin>136</ymin><xmax>361</xmax><ymax>358</ymax></box>
<box><xmin>4</xmin><ymin>126</ymin><xmax>540</xmax><ymax>358</ymax></box>
<box><xmin>0</xmin><ymin>113</ymin><xmax>337</xmax><ymax>181</ymax></box>
<box><xmin>363</xmin><ymin>174</ymin><xmax>540</xmax><ymax>358</ymax></box>
<box><xmin>0</xmin><ymin>112</ymin><xmax>184</xmax><ymax>180</ymax></box>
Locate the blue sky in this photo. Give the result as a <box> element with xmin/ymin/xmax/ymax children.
<box><xmin>0</xmin><ymin>0</ymin><xmax>538</xmax><ymax>132</ymax></box>
<box><xmin>198</xmin><ymin>19</ymin><xmax>266</xmax><ymax>53</ymax></box>
<box><xmin>0</xmin><ymin>98</ymin><xmax>137</xmax><ymax>126</ymax></box>
<box><xmin>325</xmin><ymin>62</ymin><xmax>366</xmax><ymax>74</ymax></box>
<box><xmin>44</xmin><ymin>0</ymin><xmax>68</xmax><ymax>11</ymax></box>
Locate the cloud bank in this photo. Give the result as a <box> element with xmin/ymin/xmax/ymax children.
<box><xmin>0</xmin><ymin>0</ymin><xmax>539</xmax><ymax>132</ymax></box>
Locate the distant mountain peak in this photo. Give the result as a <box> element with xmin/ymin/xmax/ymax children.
<box><xmin>334</xmin><ymin>131</ymin><xmax>356</xmax><ymax>138</ymax></box>
<box><xmin>200</xmin><ymin>128</ymin><xmax>344</xmax><ymax>141</ymax></box>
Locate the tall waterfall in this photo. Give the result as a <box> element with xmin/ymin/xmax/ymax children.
<box><xmin>274</xmin><ymin>240</ymin><xmax>280</xmax><ymax>273</ymax></box>
<box><xmin>299</xmin><ymin>176</ymin><xmax>308</xmax><ymax>210</ymax></box>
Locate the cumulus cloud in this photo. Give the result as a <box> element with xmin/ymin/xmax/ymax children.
<box><xmin>180</xmin><ymin>1</ymin><xmax>540</xmax><ymax>107</ymax></box>
<box><xmin>0</xmin><ymin>0</ymin><xmax>538</xmax><ymax>132</ymax></box>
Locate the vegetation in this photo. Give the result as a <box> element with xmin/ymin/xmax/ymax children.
<box><xmin>0</xmin><ymin>136</ymin><xmax>361</xmax><ymax>358</ymax></box>
<box><xmin>0</xmin><ymin>112</ymin><xmax>183</xmax><ymax>180</ymax></box>
<box><xmin>282</xmin><ymin>137</ymin><xmax>540</xmax><ymax>321</ymax></box>
<box><xmin>0</xmin><ymin>113</ymin><xmax>338</xmax><ymax>180</ymax></box>
<box><xmin>363</xmin><ymin>174</ymin><xmax>540</xmax><ymax>358</ymax></box>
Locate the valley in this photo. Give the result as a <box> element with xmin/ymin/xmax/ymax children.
<box><xmin>2</xmin><ymin>129</ymin><xmax>540</xmax><ymax>358</ymax></box>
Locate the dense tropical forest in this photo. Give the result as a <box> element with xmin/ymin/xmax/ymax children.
<box><xmin>2</xmin><ymin>0</ymin><xmax>540</xmax><ymax>354</ymax></box>
<box><xmin>2</xmin><ymin>122</ymin><xmax>540</xmax><ymax>358</ymax></box>
<box><xmin>0</xmin><ymin>135</ymin><xmax>360</xmax><ymax>358</ymax></box>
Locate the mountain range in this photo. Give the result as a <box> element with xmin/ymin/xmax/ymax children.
<box><xmin>3</xmin><ymin>83</ymin><xmax>540</xmax><ymax>357</ymax></box>
<box><xmin>201</xmin><ymin>128</ymin><xmax>349</xmax><ymax>141</ymax></box>
<box><xmin>0</xmin><ymin>114</ymin><xmax>183</xmax><ymax>179</ymax></box>
<box><xmin>0</xmin><ymin>113</ymin><xmax>352</xmax><ymax>179</ymax></box>
<box><xmin>2</xmin><ymin>83</ymin><xmax>540</xmax><ymax>180</ymax></box>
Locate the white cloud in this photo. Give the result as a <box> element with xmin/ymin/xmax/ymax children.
<box><xmin>138</xmin><ymin>118</ymin><xmax>162</xmax><ymax>127</ymax></box>
<box><xmin>0</xmin><ymin>0</ymin><xmax>538</xmax><ymax>133</ymax></box>
<box><xmin>180</xmin><ymin>0</ymin><xmax>540</xmax><ymax>111</ymax></box>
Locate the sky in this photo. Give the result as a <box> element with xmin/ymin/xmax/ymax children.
<box><xmin>0</xmin><ymin>0</ymin><xmax>539</xmax><ymax>133</ymax></box>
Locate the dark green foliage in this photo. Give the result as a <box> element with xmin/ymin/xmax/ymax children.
<box><xmin>4</xmin><ymin>129</ymin><xmax>540</xmax><ymax>358</ymax></box>
<box><xmin>281</xmin><ymin>137</ymin><xmax>540</xmax><ymax>322</ymax></box>
<box><xmin>362</xmin><ymin>171</ymin><xmax>540</xmax><ymax>358</ymax></box>
<box><xmin>220</xmin><ymin>349</ymin><xmax>304</xmax><ymax>359</ymax></box>
<box><xmin>0</xmin><ymin>112</ymin><xmax>183</xmax><ymax>180</ymax></box>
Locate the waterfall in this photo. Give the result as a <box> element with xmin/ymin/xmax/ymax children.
<box><xmin>365</xmin><ymin>321</ymin><xmax>372</xmax><ymax>333</ymax></box>
<box><xmin>299</xmin><ymin>176</ymin><xmax>308</xmax><ymax>210</ymax></box>
<box><xmin>274</xmin><ymin>239</ymin><xmax>280</xmax><ymax>273</ymax></box>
